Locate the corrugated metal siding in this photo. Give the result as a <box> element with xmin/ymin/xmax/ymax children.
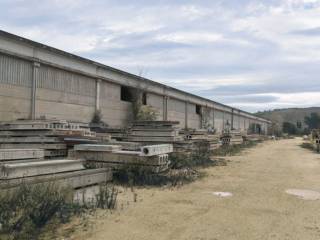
<box><xmin>0</xmin><ymin>54</ymin><xmax>32</xmax><ymax>87</ymax></box>
<box><xmin>38</xmin><ymin>65</ymin><xmax>96</xmax><ymax>96</ymax></box>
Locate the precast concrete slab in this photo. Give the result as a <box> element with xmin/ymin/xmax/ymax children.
<box><xmin>0</xmin><ymin>143</ymin><xmax>67</xmax><ymax>150</ymax></box>
<box><xmin>90</xmin><ymin>161</ymin><xmax>169</xmax><ymax>173</ymax></box>
<box><xmin>0</xmin><ymin>159</ymin><xmax>85</xmax><ymax>179</ymax></box>
<box><xmin>140</xmin><ymin>144</ymin><xmax>173</xmax><ymax>156</ymax></box>
<box><xmin>0</xmin><ymin>168</ymin><xmax>112</xmax><ymax>189</ymax></box>
<box><xmin>75</xmin><ymin>151</ymin><xmax>169</xmax><ymax>166</ymax></box>
<box><xmin>74</xmin><ymin>144</ymin><xmax>122</xmax><ymax>152</ymax></box>
<box><xmin>0</xmin><ymin>149</ymin><xmax>45</xmax><ymax>161</ymax></box>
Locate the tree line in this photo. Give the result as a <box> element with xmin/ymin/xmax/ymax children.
<box><xmin>282</xmin><ymin>112</ymin><xmax>320</xmax><ymax>135</ymax></box>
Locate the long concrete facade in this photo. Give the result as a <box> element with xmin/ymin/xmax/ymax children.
<box><xmin>0</xmin><ymin>30</ymin><xmax>270</xmax><ymax>134</ymax></box>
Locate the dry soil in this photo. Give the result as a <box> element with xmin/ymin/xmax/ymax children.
<box><xmin>70</xmin><ymin>138</ymin><xmax>320</xmax><ymax>240</ymax></box>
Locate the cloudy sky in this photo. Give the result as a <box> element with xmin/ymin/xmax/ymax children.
<box><xmin>1</xmin><ymin>0</ymin><xmax>320</xmax><ymax>112</ymax></box>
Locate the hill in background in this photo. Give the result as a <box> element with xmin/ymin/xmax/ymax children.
<box><xmin>255</xmin><ymin>107</ymin><xmax>320</xmax><ymax>128</ymax></box>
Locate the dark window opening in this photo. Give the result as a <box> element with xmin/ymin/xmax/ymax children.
<box><xmin>142</xmin><ymin>92</ymin><xmax>147</xmax><ymax>105</ymax></box>
<box><xmin>196</xmin><ymin>105</ymin><xmax>202</xmax><ymax>115</ymax></box>
<box><xmin>121</xmin><ymin>86</ymin><xmax>134</xmax><ymax>102</ymax></box>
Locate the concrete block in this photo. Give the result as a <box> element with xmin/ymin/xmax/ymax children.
<box><xmin>74</xmin><ymin>144</ymin><xmax>122</xmax><ymax>152</ymax></box>
<box><xmin>0</xmin><ymin>168</ymin><xmax>112</xmax><ymax>189</ymax></box>
<box><xmin>0</xmin><ymin>149</ymin><xmax>45</xmax><ymax>161</ymax></box>
<box><xmin>140</xmin><ymin>144</ymin><xmax>173</xmax><ymax>156</ymax></box>
<box><xmin>0</xmin><ymin>159</ymin><xmax>85</xmax><ymax>179</ymax></box>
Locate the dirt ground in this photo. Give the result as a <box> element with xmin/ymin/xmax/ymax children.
<box><xmin>69</xmin><ymin>138</ymin><xmax>320</xmax><ymax>240</ymax></box>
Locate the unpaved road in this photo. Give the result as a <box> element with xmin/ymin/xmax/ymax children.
<box><xmin>70</xmin><ymin>139</ymin><xmax>320</xmax><ymax>240</ymax></box>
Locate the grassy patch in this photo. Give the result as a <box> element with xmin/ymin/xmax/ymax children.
<box><xmin>212</xmin><ymin>141</ymin><xmax>260</xmax><ymax>157</ymax></box>
<box><xmin>113</xmin><ymin>166</ymin><xmax>203</xmax><ymax>187</ymax></box>
<box><xmin>300</xmin><ymin>142</ymin><xmax>319</xmax><ymax>153</ymax></box>
<box><xmin>0</xmin><ymin>183</ymin><xmax>118</xmax><ymax>240</ymax></box>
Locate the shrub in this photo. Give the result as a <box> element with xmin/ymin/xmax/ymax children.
<box><xmin>113</xmin><ymin>166</ymin><xmax>200</xmax><ymax>187</ymax></box>
<box><xmin>0</xmin><ymin>183</ymin><xmax>77</xmax><ymax>240</ymax></box>
<box><xmin>212</xmin><ymin>141</ymin><xmax>259</xmax><ymax>157</ymax></box>
<box><xmin>0</xmin><ymin>182</ymin><xmax>118</xmax><ymax>240</ymax></box>
<box><xmin>95</xmin><ymin>184</ymin><xmax>118</xmax><ymax>210</ymax></box>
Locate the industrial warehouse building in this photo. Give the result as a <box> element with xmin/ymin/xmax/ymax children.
<box><xmin>0</xmin><ymin>30</ymin><xmax>270</xmax><ymax>133</ymax></box>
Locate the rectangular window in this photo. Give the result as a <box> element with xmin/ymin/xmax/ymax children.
<box><xmin>121</xmin><ymin>86</ymin><xmax>134</xmax><ymax>102</ymax></box>
<box><xmin>196</xmin><ymin>104</ymin><xmax>202</xmax><ymax>115</ymax></box>
<box><xmin>142</xmin><ymin>92</ymin><xmax>147</xmax><ymax>105</ymax></box>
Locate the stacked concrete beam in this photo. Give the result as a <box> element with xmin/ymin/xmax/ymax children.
<box><xmin>0</xmin><ymin>149</ymin><xmax>45</xmax><ymax>161</ymax></box>
<box><xmin>0</xmin><ymin>168</ymin><xmax>112</xmax><ymax>189</ymax></box>
<box><xmin>0</xmin><ymin>159</ymin><xmax>85</xmax><ymax>179</ymax></box>
<box><xmin>74</xmin><ymin>144</ymin><xmax>122</xmax><ymax>152</ymax></box>
<box><xmin>140</xmin><ymin>144</ymin><xmax>173</xmax><ymax>156</ymax></box>
<box><xmin>74</xmin><ymin>144</ymin><xmax>172</xmax><ymax>173</ymax></box>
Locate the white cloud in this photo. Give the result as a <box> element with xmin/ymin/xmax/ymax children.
<box><xmin>1</xmin><ymin>0</ymin><xmax>320</xmax><ymax>112</ymax></box>
<box><xmin>155</xmin><ymin>32</ymin><xmax>223</xmax><ymax>44</ymax></box>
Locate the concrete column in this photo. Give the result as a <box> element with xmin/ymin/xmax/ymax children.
<box><xmin>212</xmin><ymin>107</ymin><xmax>215</xmax><ymax>129</ymax></box>
<box><xmin>31</xmin><ymin>62</ymin><xmax>40</xmax><ymax>120</ymax></box>
<box><xmin>95</xmin><ymin>79</ymin><xmax>101</xmax><ymax>111</ymax></box>
<box><xmin>231</xmin><ymin>109</ymin><xmax>234</xmax><ymax>130</ymax></box>
<box><xmin>185</xmin><ymin>101</ymin><xmax>188</xmax><ymax>129</ymax></box>
<box><xmin>163</xmin><ymin>96</ymin><xmax>168</xmax><ymax>120</ymax></box>
<box><xmin>222</xmin><ymin>111</ymin><xmax>225</xmax><ymax>130</ymax></box>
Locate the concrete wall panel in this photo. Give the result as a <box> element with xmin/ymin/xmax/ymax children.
<box><xmin>167</xmin><ymin>98</ymin><xmax>186</xmax><ymax>128</ymax></box>
<box><xmin>214</xmin><ymin>110</ymin><xmax>224</xmax><ymax>133</ymax></box>
<box><xmin>147</xmin><ymin>93</ymin><xmax>164</xmax><ymax>120</ymax></box>
<box><xmin>187</xmin><ymin>103</ymin><xmax>201</xmax><ymax>129</ymax></box>
<box><xmin>99</xmin><ymin>81</ymin><xmax>132</xmax><ymax>127</ymax></box>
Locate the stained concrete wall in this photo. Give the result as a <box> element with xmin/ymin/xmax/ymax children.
<box><xmin>36</xmin><ymin>64</ymin><xmax>96</xmax><ymax>121</ymax></box>
<box><xmin>214</xmin><ymin>110</ymin><xmax>224</xmax><ymax>133</ymax></box>
<box><xmin>0</xmin><ymin>54</ymin><xmax>32</xmax><ymax>120</ymax></box>
<box><xmin>167</xmin><ymin>98</ymin><xmax>186</xmax><ymax>128</ymax></box>
<box><xmin>187</xmin><ymin>102</ymin><xmax>201</xmax><ymax>129</ymax></box>
<box><xmin>0</xmin><ymin>30</ymin><xmax>271</xmax><ymax>133</ymax></box>
<box><xmin>147</xmin><ymin>93</ymin><xmax>164</xmax><ymax>120</ymax></box>
<box><xmin>99</xmin><ymin>81</ymin><xmax>132</xmax><ymax>127</ymax></box>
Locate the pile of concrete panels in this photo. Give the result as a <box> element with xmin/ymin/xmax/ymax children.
<box><xmin>0</xmin><ymin>120</ymin><xmax>99</xmax><ymax>157</ymax></box>
<box><xmin>127</xmin><ymin>121</ymin><xmax>183</xmax><ymax>142</ymax></box>
<box><xmin>220</xmin><ymin>130</ymin><xmax>244</xmax><ymax>146</ymax></box>
<box><xmin>180</xmin><ymin>129</ymin><xmax>221</xmax><ymax>151</ymax></box>
<box><xmin>73</xmin><ymin>144</ymin><xmax>173</xmax><ymax>173</ymax></box>
<box><xmin>0</xmin><ymin>148</ymin><xmax>112</xmax><ymax>189</ymax></box>
<box><xmin>230</xmin><ymin>131</ymin><xmax>244</xmax><ymax>145</ymax></box>
<box><xmin>173</xmin><ymin>140</ymin><xmax>211</xmax><ymax>158</ymax></box>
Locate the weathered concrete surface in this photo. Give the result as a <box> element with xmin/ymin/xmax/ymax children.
<box><xmin>70</xmin><ymin>139</ymin><xmax>320</xmax><ymax>240</ymax></box>
<box><xmin>0</xmin><ymin>159</ymin><xmax>85</xmax><ymax>179</ymax></box>
<box><xmin>0</xmin><ymin>168</ymin><xmax>112</xmax><ymax>189</ymax></box>
<box><xmin>0</xmin><ymin>148</ymin><xmax>44</xmax><ymax>161</ymax></box>
<box><xmin>74</xmin><ymin>144</ymin><xmax>122</xmax><ymax>152</ymax></box>
<box><xmin>75</xmin><ymin>151</ymin><xmax>168</xmax><ymax>166</ymax></box>
<box><xmin>140</xmin><ymin>144</ymin><xmax>173</xmax><ymax>156</ymax></box>
<box><xmin>0</xmin><ymin>31</ymin><xmax>270</xmax><ymax>132</ymax></box>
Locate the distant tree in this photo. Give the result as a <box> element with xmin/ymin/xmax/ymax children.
<box><xmin>304</xmin><ymin>112</ymin><xmax>320</xmax><ymax>130</ymax></box>
<box><xmin>282</xmin><ymin>122</ymin><xmax>297</xmax><ymax>135</ymax></box>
